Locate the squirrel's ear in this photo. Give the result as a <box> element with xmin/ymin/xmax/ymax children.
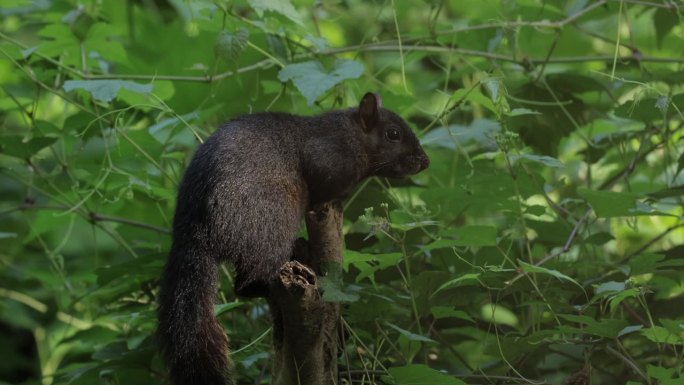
<box><xmin>359</xmin><ymin>92</ymin><xmax>382</xmax><ymax>131</ymax></box>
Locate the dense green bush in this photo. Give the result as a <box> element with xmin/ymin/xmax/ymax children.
<box><xmin>1</xmin><ymin>1</ymin><xmax>682</xmax><ymax>384</ymax></box>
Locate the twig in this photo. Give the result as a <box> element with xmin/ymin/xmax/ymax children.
<box><xmin>339</xmin><ymin>370</ymin><xmax>552</xmax><ymax>384</ymax></box>
<box><xmin>618</xmin><ymin>223</ymin><xmax>684</xmax><ymax>264</ymax></box>
<box><xmin>620</xmin><ymin>302</ymin><xmax>648</xmax><ymax>326</ymax></box>
<box><xmin>572</xmin><ymin>24</ymin><xmax>639</xmax><ymax>53</ymax></box>
<box><xmin>605</xmin><ymin>344</ymin><xmax>650</xmax><ymax>382</ymax></box>
<box><xmin>533</xmin><ymin>31</ymin><xmax>561</xmax><ymax>82</ymax></box>
<box><xmin>5</xmin><ymin>202</ymin><xmax>171</xmax><ymax>234</ymax></box>
<box><xmin>90</xmin><ymin>213</ymin><xmax>171</xmax><ymax>234</ymax></box>
<box><xmin>598</xmin><ymin>141</ymin><xmax>661</xmax><ymax>190</ymax></box>
<box><xmin>538</xmin><ymin>208</ymin><xmax>593</xmax><ymax>267</ymax></box>
<box><xmin>506</xmin><ymin>208</ymin><xmax>592</xmax><ymax>286</ymax></box>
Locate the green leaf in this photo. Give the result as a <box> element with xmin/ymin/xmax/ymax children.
<box><xmin>609</xmin><ymin>288</ymin><xmax>640</xmax><ymax>313</ymax></box>
<box><xmin>647</xmin><ymin>364</ymin><xmax>678</xmax><ymax>383</ymax></box>
<box><xmin>615</xmin><ymin>94</ymin><xmax>684</xmax><ymax>123</ymax></box>
<box><xmin>517</xmin><ymin>260</ymin><xmax>582</xmax><ymax>289</ymax></box>
<box><xmin>343</xmin><ymin>250</ymin><xmax>402</xmax><ymax>284</ymax></box>
<box><xmin>84</xmin><ymin>23</ymin><xmax>126</xmax><ymax>63</ymax></box>
<box><xmin>451</xmin><ymin>225</ymin><xmax>498</xmax><ymax>247</ymax></box>
<box><xmin>319</xmin><ymin>260</ymin><xmax>355</xmax><ymax>301</ymax></box>
<box><xmin>240</xmin><ymin>352</ymin><xmax>269</xmax><ymax>369</ymax></box>
<box><xmin>641</xmin><ymin>326</ymin><xmax>683</xmax><ymax>345</ymax></box>
<box><xmin>63</xmin><ymin>80</ymin><xmax>153</xmax><ymax>102</ymax></box>
<box><xmin>480</xmin><ymin>303</ymin><xmax>518</xmax><ymax>327</ymax></box>
<box><xmin>660</xmin><ymin>319</ymin><xmax>684</xmax><ymax>335</ymax></box>
<box><xmin>510</xmin><ymin>153</ymin><xmax>565</xmax><ymax>168</ymax></box>
<box><xmin>525</xmin><ymin>204</ymin><xmax>547</xmax><ymax>216</ymax></box>
<box><xmin>0</xmin><ymin>135</ymin><xmax>57</xmax><ymax>158</ymax></box>
<box><xmin>430</xmin><ymin>306</ymin><xmax>475</xmax><ymax>323</ymax></box>
<box><xmin>432</xmin><ymin>273</ymin><xmax>481</xmax><ymax>295</ymax></box>
<box><xmin>214</xmin><ymin>302</ymin><xmax>242</xmax><ymax>316</ymax></box>
<box><xmin>483</xmin><ymin>77</ymin><xmax>500</xmax><ymax>102</ymax></box>
<box><xmin>584</xmin><ymin>232</ymin><xmax>615</xmax><ymax>246</ymax></box>
<box><xmin>278</xmin><ymin>59</ymin><xmax>364</xmax><ymax>105</ymax></box>
<box><xmin>421</xmin><ymin>119</ymin><xmax>500</xmax><ymax>150</ymax></box>
<box><xmin>558</xmin><ymin>314</ymin><xmax>629</xmax><ymax>338</ymax></box>
<box><xmin>95</xmin><ymin>254</ymin><xmax>164</xmax><ymax>286</ymax></box>
<box><xmin>618</xmin><ymin>325</ymin><xmax>643</xmax><ymax>338</ymax></box>
<box><xmin>420</xmin><ymin>239</ymin><xmax>461</xmax><ymax>251</ymax></box>
<box><xmin>578</xmin><ymin>188</ymin><xmax>639</xmax><ymax>218</ymax></box>
<box><xmin>595</xmin><ymin>281</ymin><xmax>625</xmax><ymax>295</ymax></box>
<box><xmin>385</xmin><ymin>322</ymin><xmax>436</xmax><ymax>343</ymax></box>
<box><xmin>247</xmin><ymin>0</ymin><xmax>304</xmax><ymax>26</ymax></box>
<box><xmin>629</xmin><ymin>253</ymin><xmax>664</xmax><ymax>276</ymax></box>
<box><xmin>0</xmin><ymin>0</ymin><xmax>32</xmax><ymax>8</ymax></box>
<box><xmin>505</xmin><ymin>108</ymin><xmax>541</xmax><ymax>117</ymax></box>
<box><xmin>319</xmin><ymin>275</ymin><xmax>359</xmax><ymax>303</ymax></box>
<box><xmin>214</xmin><ymin>28</ymin><xmax>249</xmax><ymax>63</ymax></box>
<box><xmin>465</xmin><ymin>90</ymin><xmax>497</xmax><ymax>114</ymax></box>
<box><xmin>397</xmin><ymin>334</ymin><xmax>421</xmax><ymax>362</ymax></box>
<box><xmin>387</xmin><ymin>364</ymin><xmax>466</xmax><ymax>385</ymax></box>
<box><xmin>654</xmin><ymin>7</ymin><xmax>679</xmax><ymax>48</ymax></box>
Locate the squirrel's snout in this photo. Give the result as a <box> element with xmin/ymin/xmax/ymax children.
<box><xmin>415</xmin><ymin>146</ymin><xmax>429</xmax><ymax>172</ymax></box>
<box><xmin>418</xmin><ymin>153</ymin><xmax>429</xmax><ymax>171</ymax></box>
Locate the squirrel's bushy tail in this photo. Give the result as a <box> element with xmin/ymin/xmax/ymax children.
<box><xmin>157</xmin><ymin>245</ymin><xmax>233</xmax><ymax>385</ymax></box>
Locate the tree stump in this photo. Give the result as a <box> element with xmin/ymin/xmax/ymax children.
<box><xmin>268</xmin><ymin>202</ymin><xmax>343</xmax><ymax>385</ymax></box>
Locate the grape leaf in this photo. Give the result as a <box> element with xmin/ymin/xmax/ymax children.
<box><xmin>278</xmin><ymin>60</ymin><xmax>364</xmax><ymax>105</ymax></box>
<box><xmin>64</xmin><ymin>80</ymin><xmax>153</xmax><ymax>102</ymax></box>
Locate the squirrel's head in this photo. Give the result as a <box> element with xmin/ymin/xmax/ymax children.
<box><xmin>357</xmin><ymin>92</ymin><xmax>430</xmax><ymax>178</ymax></box>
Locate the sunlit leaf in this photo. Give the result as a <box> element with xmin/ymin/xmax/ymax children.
<box><xmin>510</xmin><ymin>153</ymin><xmax>564</xmax><ymax>168</ymax></box>
<box><xmin>578</xmin><ymin>188</ymin><xmax>639</xmax><ymax>218</ymax></box>
<box><xmin>641</xmin><ymin>326</ymin><xmax>683</xmax><ymax>345</ymax></box>
<box><xmin>214</xmin><ymin>28</ymin><xmax>249</xmax><ymax>63</ymax></box>
<box><xmin>248</xmin><ymin>0</ymin><xmax>304</xmax><ymax>26</ymax></box>
<box><xmin>278</xmin><ymin>59</ymin><xmax>364</xmax><ymax>105</ymax></box>
<box><xmin>480</xmin><ymin>303</ymin><xmax>518</xmax><ymax>327</ymax></box>
<box><xmin>63</xmin><ymin>80</ymin><xmax>153</xmax><ymax>102</ymax></box>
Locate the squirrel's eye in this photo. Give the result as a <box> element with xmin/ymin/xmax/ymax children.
<box><xmin>386</xmin><ymin>128</ymin><xmax>401</xmax><ymax>142</ymax></box>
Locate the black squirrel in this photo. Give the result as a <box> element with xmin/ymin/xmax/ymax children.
<box><xmin>157</xmin><ymin>92</ymin><xmax>429</xmax><ymax>385</ymax></box>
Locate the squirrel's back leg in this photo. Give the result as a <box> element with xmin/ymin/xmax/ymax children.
<box><xmin>216</xmin><ymin>178</ymin><xmax>307</xmax><ymax>298</ymax></box>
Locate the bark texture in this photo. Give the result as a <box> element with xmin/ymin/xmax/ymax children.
<box><xmin>269</xmin><ymin>202</ymin><xmax>343</xmax><ymax>385</ymax></box>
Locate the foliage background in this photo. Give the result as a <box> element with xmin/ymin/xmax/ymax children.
<box><xmin>1</xmin><ymin>0</ymin><xmax>683</xmax><ymax>384</ymax></box>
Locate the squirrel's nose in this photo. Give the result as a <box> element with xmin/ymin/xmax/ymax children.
<box><xmin>417</xmin><ymin>148</ymin><xmax>430</xmax><ymax>171</ymax></box>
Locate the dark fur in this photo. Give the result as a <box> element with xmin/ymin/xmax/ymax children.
<box><xmin>157</xmin><ymin>94</ymin><xmax>429</xmax><ymax>385</ymax></box>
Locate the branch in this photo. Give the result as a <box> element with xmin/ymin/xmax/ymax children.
<box><xmin>428</xmin><ymin>0</ymin><xmax>607</xmax><ymax>36</ymax></box>
<box><xmin>268</xmin><ymin>203</ymin><xmax>343</xmax><ymax>385</ymax></box>
<box><xmin>341</xmin><ymin>45</ymin><xmax>684</xmax><ymax>64</ymax></box>
<box><xmin>4</xmin><ymin>0</ymin><xmax>683</xmax><ymax>86</ymax></box>
<box><xmin>74</xmin><ymin>47</ymin><xmax>684</xmax><ymax>83</ymax></box>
